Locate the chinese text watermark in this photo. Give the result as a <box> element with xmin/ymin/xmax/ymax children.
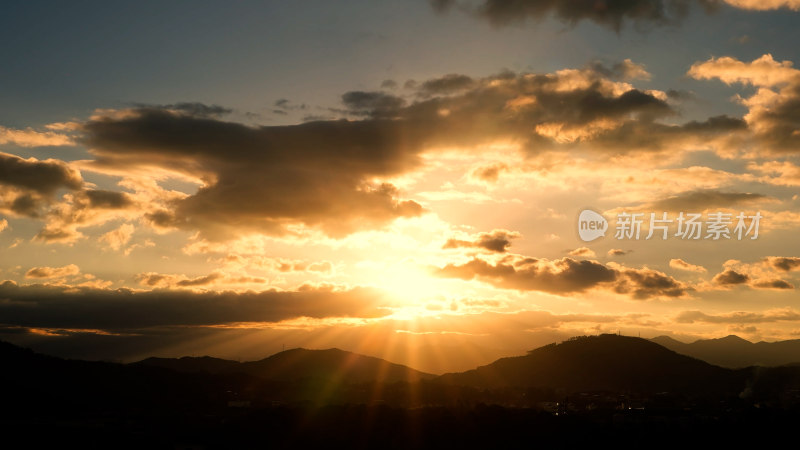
<box><xmin>578</xmin><ymin>210</ymin><xmax>762</xmax><ymax>242</ymax></box>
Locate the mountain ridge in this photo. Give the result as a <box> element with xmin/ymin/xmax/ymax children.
<box><xmin>135</xmin><ymin>347</ymin><xmax>435</xmax><ymax>383</ymax></box>
<box><xmin>650</xmin><ymin>334</ymin><xmax>800</xmax><ymax>368</ymax></box>
<box><xmin>437</xmin><ymin>334</ymin><xmax>742</xmax><ymax>394</ymax></box>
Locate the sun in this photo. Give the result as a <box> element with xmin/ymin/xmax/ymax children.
<box><xmin>369</xmin><ymin>259</ymin><xmax>452</xmax><ymax>306</ymax></box>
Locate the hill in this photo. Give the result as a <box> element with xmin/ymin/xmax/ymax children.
<box><xmin>135</xmin><ymin>347</ymin><xmax>433</xmax><ymax>383</ymax></box>
<box><xmin>651</xmin><ymin>335</ymin><xmax>800</xmax><ymax>368</ymax></box>
<box><xmin>439</xmin><ymin>334</ymin><xmax>741</xmax><ymax>394</ymax></box>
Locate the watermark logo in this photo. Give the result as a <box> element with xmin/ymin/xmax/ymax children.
<box><xmin>577</xmin><ymin>209</ymin><xmax>762</xmax><ymax>242</ymax></box>
<box><xmin>578</xmin><ymin>209</ymin><xmax>608</xmax><ymax>242</ymax></box>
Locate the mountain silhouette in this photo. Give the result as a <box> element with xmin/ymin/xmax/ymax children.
<box><xmin>651</xmin><ymin>334</ymin><xmax>800</xmax><ymax>368</ymax></box>
<box><xmin>438</xmin><ymin>334</ymin><xmax>740</xmax><ymax>394</ymax></box>
<box><xmin>4</xmin><ymin>338</ymin><xmax>800</xmax><ymax>447</ymax></box>
<box><xmin>136</xmin><ymin>347</ymin><xmax>434</xmax><ymax>383</ymax></box>
<box><xmin>135</xmin><ymin>355</ymin><xmax>241</xmax><ymax>373</ymax></box>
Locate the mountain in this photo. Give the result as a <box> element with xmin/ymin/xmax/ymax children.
<box><xmin>439</xmin><ymin>334</ymin><xmax>741</xmax><ymax>394</ymax></box>
<box><xmin>651</xmin><ymin>335</ymin><xmax>800</xmax><ymax>368</ymax></box>
<box><xmin>135</xmin><ymin>355</ymin><xmax>241</xmax><ymax>374</ymax></box>
<box><xmin>8</xmin><ymin>338</ymin><xmax>800</xmax><ymax>448</ymax></box>
<box><xmin>135</xmin><ymin>347</ymin><xmax>434</xmax><ymax>383</ymax></box>
<box><xmin>0</xmin><ymin>340</ymin><xmax>224</xmax><ymax>413</ymax></box>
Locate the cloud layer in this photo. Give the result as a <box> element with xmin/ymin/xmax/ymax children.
<box><xmin>0</xmin><ymin>281</ymin><xmax>390</xmax><ymax>331</ymax></box>
<box><xmin>435</xmin><ymin>255</ymin><xmax>688</xmax><ymax>299</ymax></box>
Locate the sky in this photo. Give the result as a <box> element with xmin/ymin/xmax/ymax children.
<box><xmin>1</xmin><ymin>0</ymin><xmax>800</xmax><ymax>374</ymax></box>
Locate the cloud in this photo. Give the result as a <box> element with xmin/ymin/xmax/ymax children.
<box><xmin>431</xmin><ymin>0</ymin><xmax>701</xmax><ymax>31</ymax></box>
<box><xmin>276</xmin><ymin>260</ymin><xmax>334</xmax><ymax>274</ymax></box>
<box><xmin>0</xmin><ymin>281</ymin><xmax>390</xmax><ymax>331</ymax></box>
<box><xmin>443</xmin><ymin>229</ymin><xmax>521</xmax><ymax>253</ymax></box>
<box><xmin>688</xmin><ymin>54</ymin><xmax>800</xmax><ymax>153</ymax></box>
<box><xmin>98</xmin><ymin>223</ymin><xmax>135</xmax><ymax>251</ymax></box>
<box><xmin>749</xmin><ymin>161</ymin><xmax>800</xmax><ymax>186</ymax></box>
<box><xmin>219</xmin><ymin>255</ymin><xmax>335</xmax><ymax>276</ymax></box>
<box><xmin>432</xmin><ymin>1</ymin><xmax>800</xmax><ymax>30</ymax></box>
<box><xmin>0</xmin><ymin>126</ymin><xmax>74</xmax><ymax>147</ymax></box>
<box><xmin>648</xmin><ymin>189</ymin><xmax>767</xmax><ymax>211</ymax></box>
<box><xmin>587</xmin><ymin>59</ymin><xmax>652</xmax><ymax>81</ymax></box>
<box><xmin>0</xmin><ymin>152</ymin><xmax>86</xmax><ymax>221</ymax></box>
<box><xmin>712</xmin><ymin>268</ymin><xmax>750</xmax><ymax>285</ymax></box>
<box><xmin>752</xmin><ymin>279</ymin><xmax>794</xmax><ymax>289</ymax></box>
<box><xmin>470</xmin><ymin>162</ymin><xmax>509</xmax><ymax>183</ymax></box>
<box><xmin>24</xmin><ymin>264</ymin><xmax>81</xmax><ymax>279</ymax></box>
<box><xmin>134</xmin><ymin>271</ymin><xmax>266</xmax><ymax>288</ymax></box>
<box><xmin>705</xmin><ymin>259</ymin><xmax>796</xmax><ymax>290</ymax></box>
<box><xmin>764</xmin><ymin>256</ymin><xmax>800</xmax><ymax>271</ymax></box>
<box><xmin>675</xmin><ymin>308</ymin><xmax>800</xmax><ymax>324</ymax></box>
<box><xmin>669</xmin><ymin>258</ymin><xmax>707</xmax><ymax>273</ymax></box>
<box><xmin>568</xmin><ymin>247</ymin><xmax>596</xmax><ymax>257</ymax></box>
<box><xmin>83</xmin><ymin>107</ymin><xmax>426</xmax><ymax>239</ymax></box>
<box><xmin>340</xmin><ymin>91</ymin><xmax>407</xmax><ymax>118</ymax></box>
<box><xmin>607</xmin><ymin>248</ymin><xmax>629</xmax><ymax>257</ymax></box>
<box><xmin>0</xmin><ymin>152</ymin><xmax>82</xmax><ymax>195</ymax></box>
<box><xmin>133</xmin><ymin>102</ymin><xmax>233</xmax><ymax>118</ymax></box>
<box><xmin>0</xmin><ymin>219</ymin><xmax>7</xmax><ymax>233</ymax></box>
<box><xmin>34</xmin><ymin>189</ymin><xmax>138</xmax><ymax>244</ymax></box>
<box><xmin>419</xmin><ymin>74</ymin><xmax>476</xmax><ymax>96</ymax></box>
<box><xmin>435</xmin><ymin>255</ymin><xmax>688</xmax><ymax>299</ymax></box>
<box><xmin>69</xmin><ymin>62</ymin><xmax>751</xmax><ymax>240</ymax></box>
<box><xmin>721</xmin><ymin>0</ymin><xmax>800</xmax><ymax>11</ymax></box>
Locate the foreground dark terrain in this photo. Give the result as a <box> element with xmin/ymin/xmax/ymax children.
<box><xmin>3</xmin><ymin>335</ymin><xmax>800</xmax><ymax>448</ymax></box>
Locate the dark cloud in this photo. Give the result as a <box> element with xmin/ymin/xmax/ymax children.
<box><xmin>135</xmin><ymin>271</ymin><xmax>267</xmax><ymax>288</ymax></box>
<box><xmin>679</xmin><ymin>114</ymin><xmax>746</xmax><ymax>132</ymax></box>
<box><xmin>341</xmin><ymin>91</ymin><xmax>407</xmax><ymax>118</ymax></box>
<box><xmin>607</xmin><ymin>249</ymin><xmax>629</xmax><ymax>257</ymax></box>
<box><xmin>380</xmin><ymin>79</ymin><xmax>399</xmax><ymax>89</ymax></box>
<box><xmin>83</xmin><ymin>189</ymin><xmax>134</xmax><ymax>209</ymax></box>
<box><xmin>419</xmin><ymin>74</ymin><xmax>476</xmax><ymax>96</ymax></box>
<box><xmin>471</xmin><ymin>163</ymin><xmax>508</xmax><ymax>182</ymax></box>
<box><xmin>9</xmin><ymin>194</ymin><xmax>40</xmax><ymax>216</ymax></box>
<box><xmin>272</xmin><ymin>98</ymin><xmax>308</xmax><ymax>115</ymax></box>
<box><xmin>612</xmin><ymin>266</ymin><xmax>687</xmax><ymax>299</ymax></box>
<box><xmin>443</xmin><ymin>229</ymin><xmax>521</xmax><ymax>253</ymax></box>
<box><xmin>586</xmin><ymin>115</ymin><xmax>746</xmax><ymax>152</ymax></box>
<box><xmin>431</xmin><ymin>0</ymin><xmax>709</xmax><ymax>31</ymax></box>
<box><xmin>83</xmin><ymin>108</ymin><xmax>426</xmax><ymax>238</ymax></box>
<box><xmin>0</xmin><ymin>152</ymin><xmax>82</xmax><ymax>194</ymax></box>
<box><xmin>32</xmin><ymin>189</ymin><xmax>138</xmax><ymax>243</ymax></box>
<box><xmin>712</xmin><ymin>269</ymin><xmax>750</xmax><ymax>285</ymax></box>
<box><xmin>133</xmin><ymin>102</ymin><xmax>232</xmax><ymax>118</ymax></box>
<box><xmin>0</xmin><ymin>152</ymin><xmax>84</xmax><ymax>218</ymax></box>
<box><xmin>666</xmin><ymin>89</ymin><xmax>695</xmax><ymax>101</ymax></box>
<box><xmin>176</xmin><ymin>273</ymin><xmax>223</xmax><ymax>287</ymax></box>
<box><xmin>753</xmin><ymin>279</ymin><xmax>794</xmax><ymax>290</ymax></box>
<box><xmin>80</xmin><ymin>64</ymin><xmax>738</xmax><ymax>239</ymax></box>
<box><xmin>765</xmin><ymin>256</ymin><xmax>800</xmax><ymax>272</ymax></box>
<box><xmin>0</xmin><ymin>281</ymin><xmax>390</xmax><ymax>331</ymax></box>
<box><xmin>136</xmin><ymin>273</ymin><xmax>169</xmax><ymax>287</ymax></box>
<box><xmin>649</xmin><ymin>190</ymin><xmax>766</xmax><ymax>212</ymax></box>
<box><xmin>435</xmin><ymin>255</ymin><xmax>688</xmax><ymax>299</ymax></box>
<box><xmin>24</xmin><ymin>264</ymin><xmax>80</xmax><ymax>279</ymax></box>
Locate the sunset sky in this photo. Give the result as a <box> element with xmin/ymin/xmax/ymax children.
<box><xmin>2</xmin><ymin>0</ymin><xmax>800</xmax><ymax>373</ymax></box>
